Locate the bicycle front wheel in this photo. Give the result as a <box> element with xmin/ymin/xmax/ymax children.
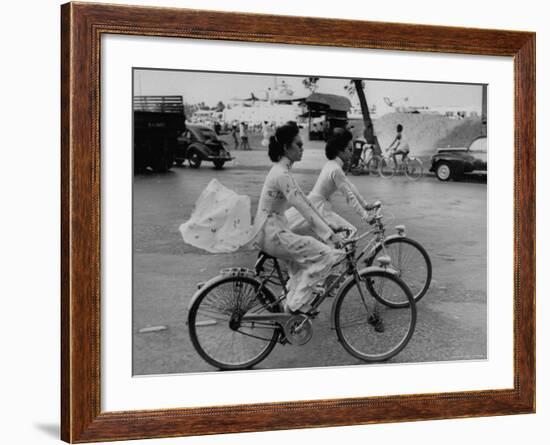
<box><xmin>367</xmin><ymin>237</ymin><xmax>432</xmax><ymax>307</ymax></box>
<box><xmin>334</xmin><ymin>270</ymin><xmax>416</xmax><ymax>362</ymax></box>
<box><xmin>405</xmin><ymin>158</ymin><xmax>423</xmax><ymax>180</ymax></box>
<box><xmin>379</xmin><ymin>158</ymin><xmax>396</xmax><ymax>178</ymax></box>
<box><xmin>188</xmin><ymin>275</ymin><xmax>281</xmax><ymax>370</ymax></box>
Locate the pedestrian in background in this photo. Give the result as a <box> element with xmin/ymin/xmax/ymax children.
<box><xmin>231</xmin><ymin>123</ymin><xmax>239</xmax><ymax>150</ymax></box>
<box><xmin>261</xmin><ymin>120</ymin><xmax>270</xmax><ymax>147</ymax></box>
<box><xmin>240</xmin><ymin>121</ymin><xmax>251</xmax><ymax>150</ymax></box>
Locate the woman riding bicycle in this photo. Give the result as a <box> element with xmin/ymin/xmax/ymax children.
<box><xmin>253</xmin><ymin>122</ymin><xmax>345</xmax><ymax>313</ymax></box>
<box><xmin>287</xmin><ymin>128</ymin><xmax>378</xmax><ymax>237</ymax></box>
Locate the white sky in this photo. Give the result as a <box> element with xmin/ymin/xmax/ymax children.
<box><xmin>134</xmin><ymin>68</ymin><xmax>483</xmax><ymax>114</ymax></box>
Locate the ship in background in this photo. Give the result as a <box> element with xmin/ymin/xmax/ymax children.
<box><xmin>222</xmin><ymin>77</ymin><xmax>306</xmax><ymax>126</ymax></box>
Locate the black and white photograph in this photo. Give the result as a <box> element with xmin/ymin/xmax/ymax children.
<box><xmin>132</xmin><ymin>68</ymin><xmax>487</xmax><ymax>375</ymax></box>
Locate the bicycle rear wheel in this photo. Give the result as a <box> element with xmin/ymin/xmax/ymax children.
<box><xmin>379</xmin><ymin>158</ymin><xmax>396</xmax><ymax>178</ymax></box>
<box><xmin>405</xmin><ymin>158</ymin><xmax>423</xmax><ymax>180</ymax></box>
<box><xmin>188</xmin><ymin>275</ymin><xmax>281</xmax><ymax>370</ymax></box>
<box><xmin>366</xmin><ymin>237</ymin><xmax>432</xmax><ymax>307</ymax></box>
<box><xmin>334</xmin><ymin>270</ymin><xmax>416</xmax><ymax>362</ymax></box>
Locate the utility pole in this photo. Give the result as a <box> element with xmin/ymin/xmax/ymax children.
<box><xmin>481</xmin><ymin>84</ymin><xmax>487</xmax><ymax>136</ymax></box>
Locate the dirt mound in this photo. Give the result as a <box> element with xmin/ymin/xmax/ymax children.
<box><xmin>349</xmin><ymin>112</ymin><xmax>482</xmax><ymax>155</ymax></box>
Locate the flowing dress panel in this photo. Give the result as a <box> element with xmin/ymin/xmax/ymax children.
<box><xmin>179</xmin><ymin>179</ymin><xmax>255</xmax><ymax>253</ymax></box>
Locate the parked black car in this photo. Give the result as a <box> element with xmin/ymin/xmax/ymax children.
<box><xmin>430</xmin><ymin>136</ymin><xmax>487</xmax><ymax>181</ymax></box>
<box><xmin>175</xmin><ymin>124</ymin><xmax>234</xmax><ymax>169</ymax></box>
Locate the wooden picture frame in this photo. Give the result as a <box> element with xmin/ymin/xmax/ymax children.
<box><xmin>61</xmin><ymin>2</ymin><xmax>535</xmax><ymax>442</ymax></box>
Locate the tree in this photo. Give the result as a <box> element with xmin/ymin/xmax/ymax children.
<box><xmin>302</xmin><ymin>77</ymin><xmax>320</xmax><ymax>93</ymax></box>
<box><xmin>215</xmin><ymin>101</ymin><xmax>225</xmax><ymax>112</ymax></box>
<box><xmin>345</xmin><ymin>79</ymin><xmax>375</xmax><ymax>144</ymax></box>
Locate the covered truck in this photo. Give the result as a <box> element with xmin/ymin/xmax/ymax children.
<box><xmin>133</xmin><ymin>95</ymin><xmax>187</xmax><ymax>172</ymax></box>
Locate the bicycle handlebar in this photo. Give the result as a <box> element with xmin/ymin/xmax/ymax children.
<box><xmin>337</xmin><ymin>203</ymin><xmax>385</xmax><ymax>247</ymax></box>
<box><xmin>367</xmin><ymin>200</ymin><xmax>382</xmax><ymax>211</ymax></box>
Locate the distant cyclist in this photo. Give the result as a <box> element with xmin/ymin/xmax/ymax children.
<box><xmin>387</xmin><ymin>124</ymin><xmax>410</xmax><ymax>168</ymax></box>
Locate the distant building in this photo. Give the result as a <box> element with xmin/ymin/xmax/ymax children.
<box><xmin>302</xmin><ymin>92</ymin><xmax>352</xmax><ymax>140</ymax></box>
<box><xmin>380</xmin><ymin>96</ymin><xmax>481</xmax><ymax>118</ymax></box>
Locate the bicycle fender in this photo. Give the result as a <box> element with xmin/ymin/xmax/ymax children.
<box><xmin>187</xmin><ymin>269</ymin><xmax>259</xmax><ymax>310</ymax></box>
<box><xmin>188</xmin><ymin>274</ymin><xmax>227</xmax><ymax>310</ymax></box>
<box><xmin>364</xmin><ymin>233</ymin><xmax>407</xmax><ymax>262</ymax></box>
<box><xmin>384</xmin><ymin>233</ymin><xmax>406</xmax><ymax>242</ymax></box>
<box><xmin>329</xmin><ymin>266</ymin><xmax>397</xmax><ymax>328</ymax></box>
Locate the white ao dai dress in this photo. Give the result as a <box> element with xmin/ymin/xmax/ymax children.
<box><xmin>252</xmin><ymin>157</ymin><xmax>344</xmax><ymax>311</ymax></box>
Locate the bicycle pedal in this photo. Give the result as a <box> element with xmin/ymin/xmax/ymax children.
<box><xmin>279</xmin><ymin>335</ymin><xmax>290</xmax><ymax>345</ymax></box>
<box><xmin>374</xmin><ymin>321</ymin><xmax>385</xmax><ymax>333</ymax></box>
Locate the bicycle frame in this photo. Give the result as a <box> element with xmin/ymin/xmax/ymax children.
<box><xmin>240</xmin><ymin>241</ymin><xmax>391</xmax><ymax>328</ymax></box>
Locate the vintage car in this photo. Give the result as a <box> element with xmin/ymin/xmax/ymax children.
<box><xmin>429</xmin><ymin>136</ymin><xmax>487</xmax><ymax>181</ymax></box>
<box><xmin>175</xmin><ymin>124</ymin><xmax>234</xmax><ymax>169</ymax></box>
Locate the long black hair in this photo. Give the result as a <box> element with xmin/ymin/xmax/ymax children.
<box><xmin>268</xmin><ymin>121</ymin><xmax>300</xmax><ymax>162</ymax></box>
<box><xmin>325</xmin><ymin>128</ymin><xmax>353</xmax><ymax>160</ymax></box>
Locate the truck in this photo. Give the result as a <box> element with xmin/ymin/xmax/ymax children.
<box><xmin>133</xmin><ymin>95</ymin><xmax>187</xmax><ymax>172</ymax></box>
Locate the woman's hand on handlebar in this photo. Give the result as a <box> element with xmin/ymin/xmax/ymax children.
<box><xmin>365</xmin><ymin>200</ymin><xmax>382</xmax><ymax>211</ymax></box>
<box><xmin>363</xmin><ymin>201</ymin><xmax>382</xmax><ymax>225</ymax></box>
<box><xmin>363</xmin><ymin>214</ymin><xmax>377</xmax><ymax>225</ymax></box>
<box><xmin>333</xmin><ymin>227</ymin><xmax>353</xmax><ymax>237</ymax></box>
<box><xmin>329</xmin><ymin>232</ymin><xmax>346</xmax><ymax>249</ymax></box>
<box><xmin>330</xmin><ymin>227</ymin><xmax>353</xmax><ymax>248</ymax></box>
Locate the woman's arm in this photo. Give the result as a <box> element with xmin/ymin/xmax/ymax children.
<box><xmin>331</xmin><ymin>167</ymin><xmax>371</xmax><ymax>220</ymax></box>
<box><xmin>278</xmin><ymin>171</ymin><xmax>334</xmax><ymax>241</ymax></box>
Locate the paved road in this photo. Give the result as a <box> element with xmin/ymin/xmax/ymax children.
<box><xmin>133</xmin><ymin>142</ymin><xmax>487</xmax><ymax>375</ymax></box>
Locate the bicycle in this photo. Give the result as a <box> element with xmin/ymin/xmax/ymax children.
<box><xmin>378</xmin><ymin>150</ymin><xmax>424</xmax><ymax>180</ymax></box>
<box><xmin>187</xmin><ymin>204</ymin><xmax>426</xmax><ymax>370</ymax></box>
<box><xmin>348</xmin><ymin>139</ymin><xmax>380</xmax><ymax>176</ymax></box>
